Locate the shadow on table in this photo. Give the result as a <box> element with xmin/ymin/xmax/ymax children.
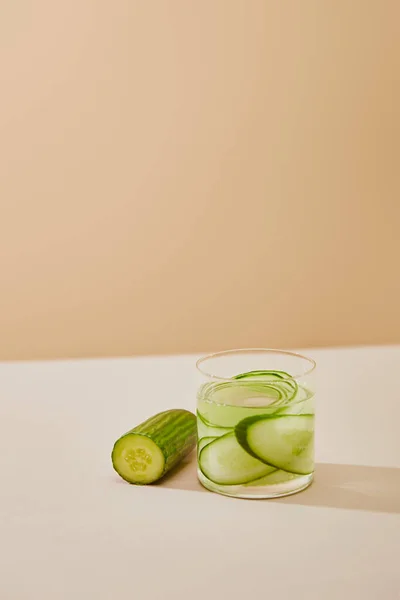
<box><xmin>157</xmin><ymin>453</ymin><xmax>400</xmax><ymax>514</ymax></box>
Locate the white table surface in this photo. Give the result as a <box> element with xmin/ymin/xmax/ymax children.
<box><xmin>1</xmin><ymin>346</ymin><xmax>400</xmax><ymax>599</ymax></box>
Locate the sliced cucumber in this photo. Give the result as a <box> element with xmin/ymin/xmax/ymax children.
<box><xmin>197</xmin><ymin>411</ymin><xmax>232</xmax><ymax>438</ymax></box>
<box><xmin>244</xmin><ymin>469</ymin><xmax>300</xmax><ymax>487</ymax></box>
<box><xmin>277</xmin><ymin>385</ymin><xmax>315</xmax><ymax>416</ymax></box>
<box><xmin>198</xmin><ymin>383</ymin><xmax>283</xmax><ymax>428</ymax></box>
<box><xmin>234</xmin><ymin>370</ymin><xmax>297</xmax><ymax>402</ymax></box>
<box><xmin>200</xmin><ymin>380</ymin><xmax>282</xmax><ymax>405</ymax></box>
<box><xmin>197</xmin><ymin>370</ymin><xmax>300</xmax><ymax>428</ymax></box>
<box><xmin>112</xmin><ymin>409</ymin><xmax>197</xmax><ymax>484</ymax></box>
<box><xmin>198</xmin><ymin>432</ymin><xmax>275</xmax><ymax>485</ymax></box>
<box><xmin>197</xmin><ymin>437</ymin><xmax>216</xmax><ymax>453</ymax></box>
<box><xmin>198</xmin><ymin>398</ymin><xmax>279</xmax><ymax>428</ymax></box>
<box><xmin>235</xmin><ymin>414</ymin><xmax>314</xmax><ymax>475</ymax></box>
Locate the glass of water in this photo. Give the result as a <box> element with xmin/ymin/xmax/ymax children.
<box><xmin>196</xmin><ymin>348</ymin><xmax>316</xmax><ymax>498</ymax></box>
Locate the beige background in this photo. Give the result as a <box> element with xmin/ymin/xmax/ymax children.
<box><xmin>0</xmin><ymin>1</ymin><xmax>399</xmax><ymax>360</ymax></box>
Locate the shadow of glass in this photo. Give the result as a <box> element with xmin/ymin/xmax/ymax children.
<box><xmin>274</xmin><ymin>462</ymin><xmax>400</xmax><ymax>514</ymax></box>
<box><xmin>157</xmin><ymin>453</ymin><xmax>400</xmax><ymax>514</ymax></box>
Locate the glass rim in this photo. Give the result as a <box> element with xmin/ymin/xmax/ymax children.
<box><xmin>196</xmin><ymin>348</ymin><xmax>316</xmax><ymax>382</ymax></box>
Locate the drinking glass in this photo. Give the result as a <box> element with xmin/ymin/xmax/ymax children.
<box><xmin>196</xmin><ymin>348</ymin><xmax>316</xmax><ymax>498</ymax></box>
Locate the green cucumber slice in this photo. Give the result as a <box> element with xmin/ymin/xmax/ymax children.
<box><xmin>198</xmin><ymin>386</ymin><xmax>284</xmax><ymax>428</ymax></box>
<box><xmin>198</xmin><ymin>432</ymin><xmax>275</xmax><ymax>485</ymax></box>
<box><xmin>235</xmin><ymin>414</ymin><xmax>314</xmax><ymax>475</ymax></box>
<box><xmin>112</xmin><ymin>409</ymin><xmax>197</xmax><ymax>484</ymax></box>
<box><xmin>244</xmin><ymin>469</ymin><xmax>300</xmax><ymax>487</ymax></box>
<box><xmin>201</xmin><ymin>380</ymin><xmax>283</xmax><ymax>405</ymax></box>
<box><xmin>277</xmin><ymin>385</ymin><xmax>315</xmax><ymax>415</ymax></box>
<box><xmin>197</xmin><ymin>411</ymin><xmax>232</xmax><ymax>438</ymax></box>
<box><xmin>197</xmin><ymin>370</ymin><xmax>301</xmax><ymax>428</ymax></box>
<box><xmin>197</xmin><ymin>437</ymin><xmax>217</xmax><ymax>453</ymax></box>
<box><xmin>198</xmin><ymin>399</ymin><xmax>276</xmax><ymax>429</ymax></box>
<box><xmin>234</xmin><ymin>370</ymin><xmax>297</xmax><ymax>401</ymax></box>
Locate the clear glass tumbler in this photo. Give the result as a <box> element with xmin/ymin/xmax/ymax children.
<box><xmin>196</xmin><ymin>348</ymin><xmax>316</xmax><ymax>498</ymax></box>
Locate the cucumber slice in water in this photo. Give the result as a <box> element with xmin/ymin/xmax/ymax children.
<box><xmin>277</xmin><ymin>385</ymin><xmax>314</xmax><ymax>416</ymax></box>
<box><xmin>234</xmin><ymin>370</ymin><xmax>297</xmax><ymax>402</ymax></box>
<box><xmin>244</xmin><ymin>469</ymin><xmax>301</xmax><ymax>487</ymax></box>
<box><xmin>200</xmin><ymin>380</ymin><xmax>282</xmax><ymax>406</ymax></box>
<box><xmin>197</xmin><ymin>370</ymin><xmax>301</xmax><ymax>428</ymax></box>
<box><xmin>199</xmin><ymin>432</ymin><xmax>275</xmax><ymax>485</ymax></box>
<box><xmin>197</xmin><ymin>411</ymin><xmax>232</xmax><ymax>438</ymax></box>
<box><xmin>197</xmin><ymin>437</ymin><xmax>217</xmax><ymax>453</ymax></box>
<box><xmin>236</xmin><ymin>414</ymin><xmax>314</xmax><ymax>475</ymax></box>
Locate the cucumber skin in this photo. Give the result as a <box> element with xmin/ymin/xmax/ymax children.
<box><xmin>235</xmin><ymin>414</ymin><xmax>314</xmax><ymax>469</ymax></box>
<box><xmin>113</xmin><ymin>409</ymin><xmax>197</xmax><ymax>480</ymax></box>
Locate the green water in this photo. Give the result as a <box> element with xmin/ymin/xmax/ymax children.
<box><xmin>196</xmin><ymin>372</ymin><xmax>315</xmax><ymax>496</ymax></box>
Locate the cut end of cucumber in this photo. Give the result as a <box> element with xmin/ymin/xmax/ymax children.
<box><xmin>112</xmin><ymin>434</ymin><xmax>165</xmax><ymax>484</ymax></box>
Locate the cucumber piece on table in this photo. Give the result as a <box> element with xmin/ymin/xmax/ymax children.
<box><xmin>112</xmin><ymin>409</ymin><xmax>196</xmax><ymax>484</ymax></box>
<box><xmin>235</xmin><ymin>414</ymin><xmax>314</xmax><ymax>475</ymax></box>
<box><xmin>198</xmin><ymin>432</ymin><xmax>275</xmax><ymax>485</ymax></box>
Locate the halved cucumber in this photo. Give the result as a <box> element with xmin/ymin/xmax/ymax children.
<box><xmin>235</xmin><ymin>414</ymin><xmax>314</xmax><ymax>475</ymax></box>
<box><xmin>112</xmin><ymin>409</ymin><xmax>197</xmax><ymax>484</ymax></box>
<box><xmin>198</xmin><ymin>432</ymin><xmax>275</xmax><ymax>485</ymax></box>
